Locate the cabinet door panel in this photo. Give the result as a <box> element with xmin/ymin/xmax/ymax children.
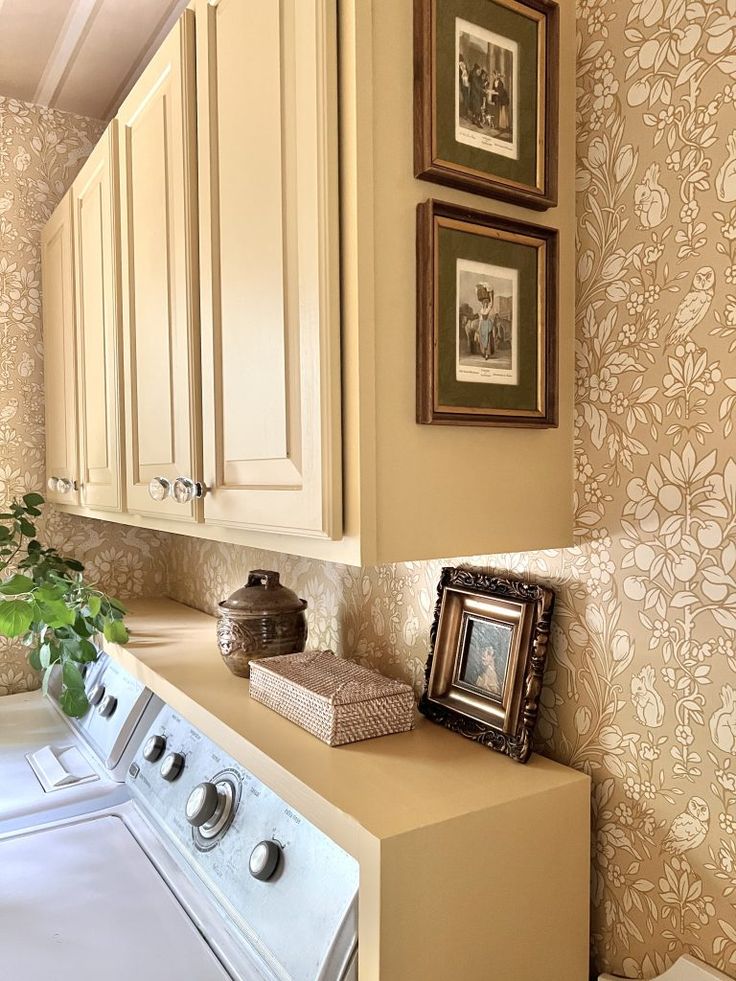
<box><xmin>198</xmin><ymin>0</ymin><xmax>341</xmax><ymax>538</ymax></box>
<box><xmin>73</xmin><ymin>123</ymin><xmax>122</xmax><ymax>511</ymax></box>
<box><xmin>118</xmin><ymin>10</ymin><xmax>200</xmax><ymax>521</ymax></box>
<box><xmin>41</xmin><ymin>195</ymin><xmax>80</xmax><ymax>506</ymax></box>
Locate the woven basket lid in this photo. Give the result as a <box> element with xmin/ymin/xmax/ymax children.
<box><xmin>218</xmin><ymin>570</ymin><xmax>307</xmax><ymax>616</ymax></box>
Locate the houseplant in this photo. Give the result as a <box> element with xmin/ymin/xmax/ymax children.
<box><xmin>0</xmin><ymin>494</ymin><xmax>129</xmax><ymax>716</ymax></box>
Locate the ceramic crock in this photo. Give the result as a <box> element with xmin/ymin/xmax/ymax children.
<box><xmin>216</xmin><ymin>570</ymin><xmax>308</xmax><ymax>678</ymax></box>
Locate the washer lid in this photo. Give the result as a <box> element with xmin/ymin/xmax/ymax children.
<box><xmin>0</xmin><ymin>815</ymin><xmax>232</xmax><ymax>981</ymax></box>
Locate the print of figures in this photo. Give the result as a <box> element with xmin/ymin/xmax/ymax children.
<box><xmin>456</xmin><ymin>17</ymin><xmax>517</xmax><ymax>160</ymax></box>
<box><xmin>456</xmin><ymin>258</ymin><xmax>517</xmax><ymax>385</ymax></box>
<box><xmin>458</xmin><ymin>617</ymin><xmax>513</xmax><ymax>701</ymax></box>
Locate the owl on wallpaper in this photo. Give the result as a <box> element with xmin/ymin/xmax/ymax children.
<box><xmin>630</xmin><ymin>665</ymin><xmax>665</xmax><ymax>727</ymax></box>
<box><xmin>665</xmin><ymin>266</ymin><xmax>715</xmax><ymax>346</ymax></box>
<box><xmin>662</xmin><ymin>797</ymin><xmax>710</xmax><ymax>855</ymax></box>
<box><xmin>709</xmin><ymin>685</ymin><xmax>736</xmax><ymax>754</ymax></box>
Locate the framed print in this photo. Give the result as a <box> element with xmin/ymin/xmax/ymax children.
<box><xmin>418</xmin><ymin>566</ymin><xmax>555</xmax><ymax>763</ymax></box>
<box><xmin>414</xmin><ymin>0</ymin><xmax>559</xmax><ymax>209</ymax></box>
<box><xmin>416</xmin><ymin>199</ymin><xmax>557</xmax><ymax>427</ymax></box>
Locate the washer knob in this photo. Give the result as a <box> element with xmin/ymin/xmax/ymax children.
<box><xmin>98</xmin><ymin>694</ymin><xmax>117</xmax><ymax>717</ymax></box>
<box><xmin>143</xmin><ymin>734</ymin><xmax>166</xmax><ymax>762</ymax></box>
<box><xmin>88</xmin><ymin>683</ymin><xmax>105</xmax><ymax>706</ymax></box>
<box><xmin>185</xmin><ymin>782</ymin><xmax>220</xmax><ymax>827</ymax></box>
<box><xmin>249</xmin><ymin>840</ymin><xmax>281</xmax><ymax>881</ymax></box>
<box><xmin>160</xmin><ymin>752</ymin><xmax>185</xmax><ymax>782</ymax></box>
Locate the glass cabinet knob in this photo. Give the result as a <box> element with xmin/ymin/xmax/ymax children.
<box><xmin>148</xmin><ymin>476</ymin><xmax>172</xmax><ymax>502</ymax></box>
<box><xmin>172</xmin><ymin>477</ymin><xmax>205</xmax><ymax>504</ymax></box>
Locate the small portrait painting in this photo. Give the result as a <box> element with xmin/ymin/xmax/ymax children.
<box><xmin>455</xmin><ymin>17</ymin><xmax>518</xmax><ymax>161</ymax></box>
<box><xmin>459</xmin><ymin>616</ymin><xmax>514</xmax><ymax>701</ymax></box>
<box><xmin>456</xmin><ymin>258</ymin><xmax>518</xmax><ymax>386</ymax></box>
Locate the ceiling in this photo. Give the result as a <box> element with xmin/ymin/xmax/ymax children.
<box><xmin>0</xmin><ymin>0</ymin><xmax>189</xmax><ymax>120</ymax></box>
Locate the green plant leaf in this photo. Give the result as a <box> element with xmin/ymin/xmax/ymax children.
<box><xmin>0</xmin><ymin>573</ymin><xmax>34</xmax><ymax>595</ymax></box>
<box><xmin>23</xmin><ymin>493</ymin><xmax>44</xmax><ymax>507</ymax></box>
<box><xmin>103</xmin><ymin>619</ymin><xmax>129</xmax><ymax>645</ymax></box>
<box><xmin>86</xmin><ymin>595</ymin><xmax>102</xmax><ymax>618</ymax></box>
<box><xmin>60</xmin><ymin>686</ymin><xmax>88</xmax><ymax>718</ymax></box>
<box><xmin>28</xmin><ymin>647</ymin><xmax>42</xmax><ymax>671</ymax></box>
<box><xmin>0</xmin><ymin>600</ymin><xmax>34</xmax><ymax>638</ymax></box>
<box><xmin>19</xmin><ymin>519</ymin><xmax>36</xmax><ymax>537</ymax></box>
<box><xmin>33</xmin><ymin>599</ymin><xmax>76</xmax><ymax>629</ymax></box>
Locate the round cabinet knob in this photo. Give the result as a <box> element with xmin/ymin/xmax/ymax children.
<box><xmin>98</xmin><ymin>694</ymin><xmax>117</xmax><ymax>717</ymax></box>
<box><xmin>55</xmin><ymin>477</ymin><xmax>75</xmax><ymax>495</ymax></box>
<box><xmin>47</xmin><ymin>476</ymin><xmax>59</xmax><ymax>492</ymax></box>
<box><xmin>249</xmin><ymin>840</ymin><xmax>281</xmax><ymax>881</ymax></box>
<box><xmin>185</xmin><ymin>782</ymin><xmax>220</xmax><ymax>827</ymax></box>
<box><xmin>88</xmin><ymin>683</ymin><xmax>105</xmax><ymax>706</ymax></box>
<box><xmin>143</xmin><ymin>734</ymin><xmax>166</xmax><ymax>762</ymax></box>
<box><xmin>148</xmin><ymin>476</ymin><xmax>172</xmax><ymax>502</ymax></box>
<box><xmin>160</xmin><ymin>752</ymin><xmax>185</xmax><ymax>782</ymax></box>
<box><xmin>172</xmin><ymin>477</ymin><xmax>205</xmax><ymax>505</ymax></box>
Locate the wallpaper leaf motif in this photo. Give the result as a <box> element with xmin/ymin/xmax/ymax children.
<box><xmin>0</xmin><ymin>97</ymin><xmax>167</xmax><ymax>696</ymax></box>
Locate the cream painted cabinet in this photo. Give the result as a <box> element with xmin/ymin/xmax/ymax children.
<box><xmin>41</xmin><ymin>195</ymin><xmax>80</xmax><ymax>507</ymax></box>
<box><xmin>196</xmin><ymin>0</ymin><xmax>341</xmax><ymax>540</ymax></box>
<box><xmin>117</xmin><ymin>10</ymin><xmax>201</xmax><ymax>522</ymax></box>
<box><xmin>72</xmin><ymin>123</ymin><xmax>123</xmax><ymax>512</ymax></box>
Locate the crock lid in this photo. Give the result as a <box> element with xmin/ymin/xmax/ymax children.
<box><xmin>218</xmin><ymin>570</ymin><xmax>307</xmax><ymax>616</ymax></box>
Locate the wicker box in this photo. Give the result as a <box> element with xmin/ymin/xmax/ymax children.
<box><xmin>249</xmin><ymin>650</ymin><xmax>416</xmax><ymax>746</ymax></box>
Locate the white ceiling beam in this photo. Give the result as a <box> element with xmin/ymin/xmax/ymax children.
<box><xmin>33</xmin><ymin>0</ymin><xmax>102</xmax><ymax>111</ymax></box>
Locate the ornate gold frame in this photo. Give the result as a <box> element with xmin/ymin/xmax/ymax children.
<box><xmin>418</xmin><ymin>566</ymin><xmax>555</xmax><ymax>763</ymax></box>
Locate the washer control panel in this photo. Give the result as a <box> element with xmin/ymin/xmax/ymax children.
<box><xmin>128</xmin><ymin>705</ymin><xmax>358</xmax><ymax>981</ymax></box>
<box><xmin>51</xmin><ymin>655</ymin><xmax>162</xmax><ymax>778</ymax></box>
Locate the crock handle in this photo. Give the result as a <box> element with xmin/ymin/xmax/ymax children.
<box><xmin>247</xmin><ymin>570</ymin><xmax>281</xmax><ymax>589</ymax></box>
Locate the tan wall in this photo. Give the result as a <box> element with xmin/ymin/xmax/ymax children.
<box><xmin>5</xmin><ymin>0</ymin><xmax>736</xmax><ymax>972</ymax></box>
<box><xmin>0</xmin><ymin>97</ymin><xmax>167</xmax><ymax>695</ymax></box>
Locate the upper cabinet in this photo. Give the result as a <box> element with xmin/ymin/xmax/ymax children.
<box><xmin>117</xmin><ymin>10</ymin><xmax>201</xmax><ymax>522</ymax></box>
<box><xmin>42</xmin><ymin>0</ymin><xmax>576</xmax><ymax>567</ymax></box>
<box><xmin>196</xmin><ymin>0</ymin><xmax>341</xmax><ymax>541</ymax></box>
<box><xmin>72</xmin><ymin>123</ymin><xmax>123</xmax><ymax>512</ymax></box>
<box><xmin>41</xmin><ymin>196</ymin><xmax>80</xmax><ymax>507</ymax></box>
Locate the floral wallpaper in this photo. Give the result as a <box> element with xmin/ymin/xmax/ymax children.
<box><xmin>5</xmin><ymin>0</ymin><xmax>736</xmax><ymax>973</ymax></box>
<box><xmin>0</xmin><ymin>97</ymin><xmax>167</xmax><ymax>696</ymax></box>
<box><xmin>167</xmin><ymin>2</ymin><xmax>736</xmax><ymax>976</ymax></box>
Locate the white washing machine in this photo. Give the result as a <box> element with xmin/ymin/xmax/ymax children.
<box><xmin>0</xmin><ymin>703</ymin><xmax>359</xmax><ymax>981</ymax></box>
<box><xmin>0</xmin><ymin>654</ymin><xmax>162</xmax><ymax>831</ymax></box>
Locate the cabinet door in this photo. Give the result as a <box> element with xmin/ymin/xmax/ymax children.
<box><xmin>72</xmin><ymin>123</ymin><xmax>123</xmax><ymax>512</ymax></box>
<box><xmin>41</xmin><ymin>195</ymin><xmax>80</xmax><ymax>507</ymax></box>
<box><xmin>117</xmin><ymin>10</ymin><xmax>201</xmax><ymax>521</ymax></box>
<box><xmin>197</xmin><ymin>0</ymin><xmax>341</xmax><ymax>539</ymax></box>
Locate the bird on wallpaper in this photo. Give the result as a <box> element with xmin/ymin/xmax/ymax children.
<box><xmin>630</xmin><ymin>665</ymin><xmax>665</xmax><ymax>727</ymax></box>
<box><xmin>0</xmin><ymin>398</ymin><xmax>19</xmax><ymax>426</ymax></box>
<box><xmin>665</xmin><ymin>266</ymin><xmax>715</xmax><ymax>346</ymax></box>
<box><xmin>662</xmin><ymin>797</ymin><xmax>710</xmax><ymax>855</ymax></box>
<box><xmin>709</xmin><ymin>685</ymin><xmax>736</xmax><ymax>754</ymax></box>
<box><xmin>633</xmin><ymin>163</ymin><xmax>669</xmax><ymax>228</ymax></box>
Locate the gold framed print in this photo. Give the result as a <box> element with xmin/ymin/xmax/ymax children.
<box><xmin>416</xmin><ymin>199</ymin><xmax>558</xmax><ymax>428</ymax></box>
<box><xmin>414</xmin><ymin>0</ymin><xmax>559</xmax><ymax>209</ymax></box>
<box><xmin>418</xmin><ymin>566</ymin><xmax>555</xmax><ymax>763</ymax></box>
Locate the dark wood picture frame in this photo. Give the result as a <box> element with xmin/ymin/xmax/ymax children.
<box><xmin>414</xmin><ymin>0</ymin><xmax>559</xmax><ymax>210</ymax></box>
<box><xmin>417</xmin><ymin>198</ymin><xmax>558</xmax><ymax>428</ymax></box>
<box><xmin>418</xmin><ymin>566</ymin><xmax>555</xmax><ymax>763</ymax></box>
